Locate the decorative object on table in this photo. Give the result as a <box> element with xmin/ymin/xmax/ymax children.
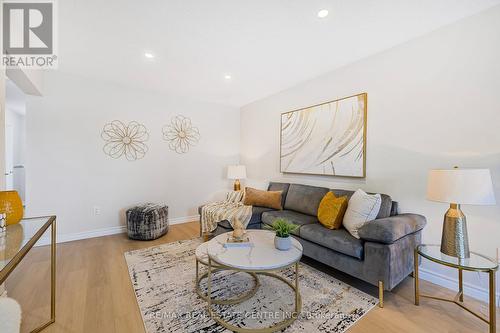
<box><xmin>243</xmin><ymin>187</ymin><xmax>283</xmax><ymax>210</ymax></box>
<box><xmin>227</xmin><ymin>165</ymin><xmax>246</xmax><ymax>191</ymax></box>
<box><xmin>101</xmin><ymin>120</ymin><xmax>149</xmax><ymax>161</ymax></box>
<box><xmin>427</xmin><ymin>167</ymin><xmax>495</xmax><ymax>259</ymax></box>
<box><xmin>125</xmin><ymin>236</ymin><xmax>377</xmax><ymax>333</ymax></box>
<box><xmin>317</xmin><ymin>191</ymin><xmax>348</xmax><ymax>229</ymax></box>
<box><xmin>162</xmin><ymin>115</ymin><xmax>200</xmax><ymax>154</ymax></box>
<box><xmin>126</xmin><ymin>204</ymin><xmax>169</xmax><ymax>241</ymax></box>
<box><xmin>342</xmin><ymin>189</ymin><xmax>381</xmax><ymax>239</ymax></box>
<box><xmin>268</xmin><ymin>218</ymin><xmax>298</xmax><ymax>251</ymax></box>
<box><xmin>280</xmin><ymin>93</ymin><xmax>367</xmax><ymax>177</ymax></box>
<box><xmin>225</xmin><ymin>218</ymin><xmax>250</xmax><ymax>247</ymax></box>
<box><xmin>414</xmin><ymin>244</ymin><xmax>498</xmax><ymax>333</ymax></box>
<box><xmin>231</xmin><ymin>218</ymin><xmax>245</xmax><ymax>239</ymax></box>
<box><xmin>200</xmin><ymin>191</ymin><xmax>252</xmax><ymax>234</ymax></box>
<box><xmin>0</xmin><ymin>191</ymin><xmax>23</xmax><ymax>225</ymax></box>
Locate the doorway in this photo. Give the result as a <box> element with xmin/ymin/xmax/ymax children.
<box><xmin>5</xmin><ymin>78</ymin><xmax>26</xmax><ymax>204</ymax></box>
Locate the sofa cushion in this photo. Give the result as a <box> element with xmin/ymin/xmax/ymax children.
<box><xmin>390</xmin><ymin>201</ymin><xmax>399</xmax><ymax>216</ymax></box>
<box><xmin>249</xmin><ymin>206</ymin><xmax>275</xmax><ymax>224</ymax></box>
<box><xmin>300</xmin><ymin>223</ymin><xmax>364</xmax><ymax>259</ymax></box>
<box><xmin>244</xmin><ymin>187</ymin><xmax>283</xmax><ymax>210</ymax></box>
<box><xmin>317</xmin><ymin>192</ymin><xmax>348</xmax><ymax>229</ymax></box>
<box><xmin>343</xmin><ymin>189</ymin><xmax>382</xmax><ymax>239</ymax></box>
<box><xmin>268</xmin><ymin>182</ymin><xmax>290</xmax><ymax>208</ymax></box>
<box><xmin>330</xmin><ymin>189</ymin><xmax>392</xmax><ymax>219</ymax></box>
<box><xmin>284</xmin><ymin>184</ymin><xmax>329</xmax><ymax>216</ymax></box>
<box><xmin>261</xmin><ymin>210</ymin><xmax>318</xmax><ymax>236</ymax></box>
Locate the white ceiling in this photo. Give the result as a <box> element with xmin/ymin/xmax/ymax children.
<box><xmin>58</xmin><ymin>0</ymin><xmax>500</xmax><ymax>107</ymax></box>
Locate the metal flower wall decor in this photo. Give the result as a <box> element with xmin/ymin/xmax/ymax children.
<box><xmin>162</xmin><ymin>115</ymin><xmax>200</xmax><ymax>154</ymax></box>
<box><xmin>101</xmin><ymin>120</ymin><xmax>149</xmax><ymax>161</ymax></box>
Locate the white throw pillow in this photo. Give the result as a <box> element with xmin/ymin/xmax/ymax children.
<box><xmin>343</xmin><ymin>189</ymin><xmax>382</xmax><ymax>239</ymax></box>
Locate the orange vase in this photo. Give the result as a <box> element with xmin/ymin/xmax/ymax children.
<box><xmin>0</xmin><ymin>190</ymin><xmax>24</xmax><ymax>225</ymax></box>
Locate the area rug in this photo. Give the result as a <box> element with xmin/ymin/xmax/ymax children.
<box><xmin>124</xmin><ymin>238</ymin><xmax>377</xmax><ymax>333</ymax></box>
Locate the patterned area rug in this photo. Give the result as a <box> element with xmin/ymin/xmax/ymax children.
<box><xmin>124</xmin><ymin>238</ymin><xmax>377</xmax><ymax>333</ymax></box>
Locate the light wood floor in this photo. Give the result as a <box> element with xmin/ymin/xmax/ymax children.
<box><xmin>6</xmin><ymin>221</ymin><xmax>499</xmax><ymax>333</ymax></box>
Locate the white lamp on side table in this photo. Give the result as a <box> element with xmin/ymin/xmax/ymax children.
<box><xmin>426</xmin><ymin>167</ymin><xmax>496</xmax><ymax>259</ymax></box>
<box><xmin>227</xmin><ymin>165</ymin><xmax>246</xmax><ymax>191</ymax></box>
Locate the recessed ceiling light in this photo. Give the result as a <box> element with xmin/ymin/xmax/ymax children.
<box><xmin>144</xmin><ymin>52</ymin><xmax>155</xmax><ymax>59</ymax></box>
<box><xmin>224</xmin><ymin>74</ymin><xmax>232</xmax><ymax>80</ymax></box>
<box><xmin>317</xmin><ymin>9</ymin><xmax>329</xmax><ymax>18</ymax></box>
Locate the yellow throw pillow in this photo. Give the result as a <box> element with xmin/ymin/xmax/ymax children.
<box><xmin>243</xmin><ymin>187</ymin><xmax>283</xmax><ymax>210</ymax></box>
<box><xmin>317</xmin><ymin>192</ymin><xmax>348</xmax><ymax>229</ymax></box>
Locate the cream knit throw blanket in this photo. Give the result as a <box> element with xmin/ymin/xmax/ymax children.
<box><xmin>201</xmin><ymin>191</ymin><xmax>252</xmax><ymax>233</ymax></box>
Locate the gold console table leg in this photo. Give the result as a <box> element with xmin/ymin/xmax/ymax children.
<box><xmin>51</xmin><ymin>219</ymin><xmax>56</xmax><ymax>323</ymax></box>
<box><xmin>31</xmin><ymin>218</ymin><xmax>56</xmax><ymax>333</ymax></box>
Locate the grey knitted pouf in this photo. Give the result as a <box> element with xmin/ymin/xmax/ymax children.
<box><xmin>126</xmin><ymin>203</ymin><xmax>169</xmax><ymax>240</ymax></box>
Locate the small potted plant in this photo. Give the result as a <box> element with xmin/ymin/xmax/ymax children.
<box><xmin>269</xmin><ymin>218</ymin><xmax>298</xmax><ymax>251</ymax></box>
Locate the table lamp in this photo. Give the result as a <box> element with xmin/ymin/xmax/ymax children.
<box><xmin>227</xmin><ymin>165</ymin><xmax>246</xmax><ymax>191</ymax></box>
<box><xmin>427</xmin><ymin>168</ymin><xmax>495</xmax><ymax>258</ymax></box>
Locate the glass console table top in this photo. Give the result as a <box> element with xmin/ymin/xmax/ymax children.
<box><xmin>0</xmin><ymin>217</ymin><xmax>54</xmax><ymax>274</ymax></box>
<box><xmin>417</xmin><ymin>244</ymin><xmax>498</xmax><ymax>271</ymax></box>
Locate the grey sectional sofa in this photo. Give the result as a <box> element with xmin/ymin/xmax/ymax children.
<box><xmin>200</xmin><ymin>182</ymin><xmax>426</xmax><ymax>307</ymax></box>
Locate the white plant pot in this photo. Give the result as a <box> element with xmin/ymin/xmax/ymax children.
<box><xmin>274</xmin><ymin>235</ymin><xmax>291</xmax><ymax>251</ymax></box>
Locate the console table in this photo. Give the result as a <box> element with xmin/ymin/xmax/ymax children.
<box><xmin>0</xmin><ymin>216</ymin><xmax>57</xmax><ymax>333</ymax></box>
<box><xmin>414</xmin><ymin>244</ymin><xmax>498</xmax><ymax>333</ymax></box>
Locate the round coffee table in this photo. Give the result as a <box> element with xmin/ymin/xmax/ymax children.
<box><xmin>198</xmin><ymin>230</ymin><xmax>303</xmax><ymax>333</ymax></box>
<box><xmin>195</xmin><ymin>241</ymin><xmax>260</xmax><ymax>305</ymax></box>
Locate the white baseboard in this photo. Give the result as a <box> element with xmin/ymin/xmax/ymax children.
<box><xmin>419</xmin><ymin>267</ymin><xmax>500</xmax><ymax>306</ymax></box>
<box><xmin>35</xmin><ymin>215</ymin><xmax>200</xmax><ymax>246</ymax></box>
<box><xmin>169</xmin><ymin>215</ymin><xmax>199</xmax><ymax>225</ymax></box>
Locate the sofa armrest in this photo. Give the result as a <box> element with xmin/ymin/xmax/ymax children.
<box><xmin>358</xmin><ymin>213</ymin><xmax>426</xmax><ymax>244</ymax></box>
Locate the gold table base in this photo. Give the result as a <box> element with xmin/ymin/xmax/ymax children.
<box><xmin>414</xmin><ymin>248</ymin><xmax>497</xmax><ymax>333</ymax></box>
<box><xmin>196</xmin><ymin>256</ymin><xmax>302</xmax><ymax>333</ymax></box>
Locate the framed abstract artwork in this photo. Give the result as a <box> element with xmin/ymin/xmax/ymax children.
<box><xmin>280</xmin><ymin>93</ymin><xmax>367</xmax><ymax>178</ymax></box>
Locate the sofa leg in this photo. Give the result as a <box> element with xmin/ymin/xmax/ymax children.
<box><xmin>378</xmin><ymin>281</ymin><xmax>384</xmax><ymax>308</ymax></box>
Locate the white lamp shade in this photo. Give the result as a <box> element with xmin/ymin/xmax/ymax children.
<box><xmin>227</xmin><ymin>165</ymin><xmax>246</xmax><ymax>180</ymax></box>
<box><xmin>427</xmin><ymin>169</ymin><xmax>496</xmax><ymax>205</ymax></box>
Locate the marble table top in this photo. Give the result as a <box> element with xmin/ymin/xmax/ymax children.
<box><xmin>205</xmin><ymin>230</ymin><xmax>303</xmax><ymax>271</ymax></box>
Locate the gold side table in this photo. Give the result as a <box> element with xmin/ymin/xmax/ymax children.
<box><xmin>414</xmin><ymin>244</ymin><xmax>498</xmax><ymax>333</ymax></box>
<box><xmin>0</xmin><ymin>216</ymin><xmax>57</xmax><ymax>333</ymax></box>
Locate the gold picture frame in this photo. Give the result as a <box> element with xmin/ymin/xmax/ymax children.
<box><xmin>280</xmin><ymin>93</ymin><xmax>367</xmax><ymax>178</ymax></box>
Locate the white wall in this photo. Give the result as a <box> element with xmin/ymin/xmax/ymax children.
<box><xmin>26</xmin><ymin>71</ymin><xmax>240</xmax><ymax>239</ymax></box>
<box><xmin>0</xmin><ymin>69</ymin><xmax>5</xmax><ymax>190</ymax></box>
<box><xmin>240</xmin><ymin>6</ymin><xmax>500</xmax><ymax>303</ymax></box>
